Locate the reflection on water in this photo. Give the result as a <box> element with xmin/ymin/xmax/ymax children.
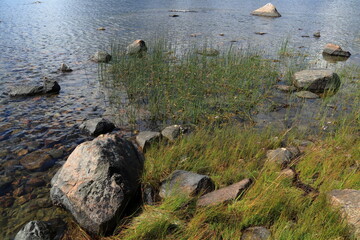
<box><xmin>0</xmin><ymin>0</ymin><xmax>359</xmax><ymax>239</ymax></box>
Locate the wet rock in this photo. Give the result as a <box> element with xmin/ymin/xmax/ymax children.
<box><xmin>293</xmin><ymin>69</ymin><xmax>341</xmax><ymax>93</ymax></box>
<box><xmin>43</xmin><ymin>78</ymin><xmax>61</xmax><ymax>94</ymax></box>
<box><xmin>0</xmin><ymin>175</ymin><xmax>14</xmax><ymax>195</ymax></box>
<box><xmin>266</xmin><ymin>147</ymin><xmax>299</xmax><ymax>166</ymax></box>
<box><xmin>251</xmin><ymin>3</ymin><xmax>281</xmax><ymax>18</ymax></box>
<box><xmin>0</xmin><ymin>195</ymin><xmax>15</xmax><ymax>207</ymax></box>
<box><xmin>9</xmin><ymin>86</ymin><xmax>44</xmax><ymax>97</ymax></box>
<box><xmin>20</xmin><ymin>150</ymin><xmax>53</xmax><ymax>171</ymax></box>
<box><xmin>169</xmin><ymin>14</ymin><xmax>179</xmax><ymax>17</ymax></box>
<box><xmin>295</xmin><ymin>91</ymin><xmax>319</xmax><ymax>99</ymax></box>
<box><xmin>196</xmin><ymin>48</ymin><xmax>220</xmax><ymax>56</ymax></box>
<box><xmin>323</xmin><ymin>43</ymin><xmax>351</xmax><ymax>58</ymax></box>
<box><xmin>160</xmin><ymin>170</ymin><xmax>215</xmax><ymax>198</ymax></box>
<box><xmin>59</xmin><ymin>63</ymin><xmax>72</xmax><ymax>72</ymax></box>
<box><xmin>328</xmin><ymin>189</ymin><xmax>360</xmax><ymax>238</ymax></box>
<box><xmin>313</xmin><ymin>32</ymin><xmax>321</xmax><ymax>38</ymax></box>
<box><xmin>79</xmin><ymin>118</ymin><xmax>115</xmax><ymax>137</ymax></box>
<box><xmin>47</xmin><ymin>148</ymin><xmax>64</xmax><ymax>159</ymax></box>
<box><xmin>97</xmin><ymin>27</ymin><xmax>106</xmax><ymax>31</ymax></box>
<box><xmin>14</xmin><ymin>221</ymin><xmax>51</xmax><ymax>240</ymax></box>
<box><xmin>241</xmin><ymin>226</ymin><xmax>271</xmax><ymax>240</ymax></box>
<box><xmin>275</xmin><ymin>85</ymin><xmax>296</xmax><ymax>93</ymax></box>
<box><xmin>91</xmin><ymin>51</ymin><xmax>112</xmax><ymax>63</ymax></box>
<box><xmin>126</xmin><ymin>39</ymin><xmax>148</xmax><ymax>56</ymax></box>
<box><xmin>50</xmin><ymin>134</ymin><xmax>144</xmax><ymax>235</ymax></box>
<box><xmin>161</xmin><ymin>125</ymin><xmax>181</xmax><ymax>141</ymax></box>
<box><xmin>197</xmin><ymin>178</ymin><xmax>252</xmax><ymax>207</ymax></box>
<box><xmin>135</xmin><ymin>131</ymin><xmax>161</xmax><ymax>150</ymax></box>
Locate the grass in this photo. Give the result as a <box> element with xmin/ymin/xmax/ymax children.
<box><xmin>63</xmin><ymin>42</ymin><xmax>360</xmax><ymax>240</ymax></box>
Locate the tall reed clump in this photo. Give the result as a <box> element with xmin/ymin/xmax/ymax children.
<box><xmin>107</xmin><ymin>40</ymin><xmax>279</xmax><ymax>124</ymax></box>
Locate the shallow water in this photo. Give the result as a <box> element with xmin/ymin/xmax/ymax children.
<box><xmin>0</xmin><ymin>0</ymin><xmax>359</xmax><ymax>238</ymax></box>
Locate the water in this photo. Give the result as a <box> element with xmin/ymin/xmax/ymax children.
<box><xmin>0</xmin><ymin>0</ymin><xmax>359</xmax><ymax>238</ymax></box>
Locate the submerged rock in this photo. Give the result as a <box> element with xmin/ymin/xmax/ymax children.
<box><xmin>43</xmin><ymin>78</ymin><xmax>61</xmax><ymax>94</ymax></box>
<box><xmin>293</xmin><ymin>69</ymin><xmax>341</xmax><ymax>93</ymax></box>
<box><xmin>241</xmin><ymin>226</ymin><xmax>271</xmax><ymax>240</ymax></box>
<box><xmin>126</xmin><ymin>39</ymin><xmax>148</xmax><ymax>56</ymax></box>
<box><xmin>323</xmin><ymin>43</ymin><xmax>351</xmax><ymax>58</ymax></box>
<box><xmin>160</xmin><ymin>170</ymin><xmax>215</xmax><ymax>198</ymax></box>
<box><xmin>251</xmin><ymin>3</ymin><xmax>281</xmax><ymax>18</ymax></box>
<box><xmin>197</xmin><ymin>178</ymin><xmax>252</xmax><ymax>207</ymax></box>
<box><xmin>50</xmin><ymin>134</ymin><xmax>144</xmax><ymax>235</ymax></box>
<box><xmin>79</xmin><ymin>118</ymin><xmax>115</xmax><ymax>136</ymax></box>
<box><xmin>20</xmin><ymin>149</ymin><xmax>54</xmax><ymax>171</ymax></box>
<box><xmin>328</xmin><ymin>189</ymin><xmax>360</xmax><ymax>238</ymax></box>
<box><xmin>91</xmin><ymin>51</ymin><xmax>112</xmax><ymax>63</ymax></box>
<box><xmin>14</xmin><ymin>221</ymin><xmax>51</xmax><ymax>240</ymax></box>
<box><xmin>294</xmin><ymin>91</ymin><xmax>320</xmax><ymax>99</ymax></box>
<box><xmin>135</xmin><ymin>131</ymin><xmax>161</xmax><ymax>150</ymax></box>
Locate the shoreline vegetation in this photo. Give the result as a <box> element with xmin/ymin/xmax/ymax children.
<box><xmin>61</xmin><ymin>40</ymin><xmax>359</xmax><ymax>239</ymax></box>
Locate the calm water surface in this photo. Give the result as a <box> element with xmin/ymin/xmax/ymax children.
<box><xmin>0</xmin><ymin>0</ymin><xmax>359</xmax><ymax>238</ymax></box>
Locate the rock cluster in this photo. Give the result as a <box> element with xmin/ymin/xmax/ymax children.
<box><xmin>91</xmin><ymin>51</ymin><xmax>112</xmax><ymax>63</ymax></box>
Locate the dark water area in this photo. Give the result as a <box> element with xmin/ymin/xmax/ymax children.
<box><xmin>0</xmin><ymin>0</ymin><xmax>359</xmax><ymax>238</ymax></box>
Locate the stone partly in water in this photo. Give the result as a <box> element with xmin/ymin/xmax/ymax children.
<box><xmin>159</xmin><ymin>170</ymin><xmax>215</xmax><ymax>198</ymax></box>
<box><xmin>313</xmin><ymin>32</ymin><xmax>321</xmax><ymax>38</ymax></box>
<box><xmin>126</xmin><ymin>39</ymin><xmax>148</xmax><ymax>56</ymax></box>
<box><xmin>79</xmin><ymin>118</ymin><xmax>115</xmax><ymax>137</ymax></box>
<box><xmin>135</xmin><ymin>131</ymin><xmax>161</xmax><ymax>151</ymax></box>
<box><xmin>251</xmin><ymin>3</ymin><xmax>281</xmax><ymax>18</ymax></box>
<box><xmin>9</xmin><ymin>78</ymin><xmax>61</xmax><ymax>97</ymax></box>
<box><xmin>14</xmin><ymin>219</ymin><xmax>66</xmax><ymax>240</ymax></box>
<box><xmin>161</xmin><ymin>125</ymin><xmax>181</xmax><ymax>141</ymax></box>
<box><xmin>293</xmin><ymin>69</ymin><xmax>341</xmax><ymax>93</ymax></box>
<box><xmin>328</xmin><ymin>189</ymin><xmax>360</xmax><ymax>238</ymax></box>
<box><xmin>59</xmin><ymin>63</ymin><xmax>72</xmax><ymax>72</ymax></box>
<box><xmin>50</xmin><ymin>134</ymin><xmax>144</xmax><ymax>235</ymax></box>
<box><xmin>91</xmin><ymin>51</ymin><xmax>112</xmax><ymax>63</ymax></box>
<box><xmin>241</xmin><ymin>226</ymin><xmax>271</xmax><ymax>240</ymax></box>
<box><xmin>323</xmin><ymin>43</ymin><xmax>351</xmax><ymax>58</ymax></box>
<box><xmin>20</xmin><ymin>149</ymin><xmax>54</xmax><ymax>171</ymax></box>
<box><xmin>197</xmin><ymin>178</ymin><xmax>252</xmax><ymax>207</ymax></box>
<box><xmin>294</xmin><ymin>91</ymin><xmax>320</xmax><ymax>99</ymax></box>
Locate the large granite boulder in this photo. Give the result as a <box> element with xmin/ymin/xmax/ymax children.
<box><xmin>293</xmin><ymin>69</ymin><xmax>341</xmax><ymax>93</ymax></box>
<box><xmin>197</xmin><ymin>178</ymin><xmax>252</xmax><ymax>207</ymax></box>
<box><xmin>328</xmin><ymin>189</ymin><xmax>360</xmax><ymax>238</ymax></box>
<box><xmin>91</xmin><ymin>51</ymin><xmax>112</xmax><ymax>63</ymax></box>
<box><xmin>241</xmin><ymin>226</ymin><xmax>271</xmax><ymax>240</ymax></box>
<box><xmin>251</xmin><ymin>3</ymin><xmax>281</xmax><ymax>17</ymax></box>
<box><xmin>126</xmin><ymin>39</ymin><xmax>148</xmax><ymax>56</ymax></box>
<box><xmin>79</xmin><ymin>118</ymin><xmax>115</xmax><ymax>136</ymax></box>
<box><xmin>159</xmin><ymin>170</ymin><xmax>215</xmax><ymax>198</ymax></box>
<box><xmin>50</xmin><ymin>134</ymin><xmax>144</xmax><ymax>235</ymax></box>
<box><xmin>323</xmin><ymin>43</ymin><xmax>351</xmax><ymax>58</ymax></box>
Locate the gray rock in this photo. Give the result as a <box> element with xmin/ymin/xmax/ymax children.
<box><xmin>251</xmin><ymin>3</ymin><xmax>281</xmax><ymax>17</ymax></box>
<box><xmin>280</xmin><ymin>168</ymin><xmax>295</xmax><ymax>179</ymax></box>
<box><xmin>9</xmin><ymin>86</ymin><xmax>44</xmax><ymax>97</ymax></box>
<box><xmin>266</xmin><ymin>147</ymin><xmax>299</xmax><ymax>165</ymax></box>
<box><xmin>295</xmin><ymin>91</ymin><xmax>320</xmax><ymax>99</ymax></box>
<box><xmin>313</xmin><ymin>32</ymin><xmax>321</xmax><ymax>38</ymax></box>
<box><xmin>47</xmin><ymin>149</ymin><xmax>64</xmax><ymax>159</ymax></box>
<box><xmin>14</xmin><ymin>221</ymin><xmax>51</xmax><ymax>240</ymax></box>
<box><xmin>323</xmin><ymin>43</ymin><xmax>351</xmax><ymax>57</ymax></box>
<box><xmin>50</xmin><ymin>134</ymin><xmax>144</xmax><ymax>235</ymax></box>
<box><xmin>126</xmin><ymin>40</ymin><xmax>148</xmax><ymax>56</ymax></box>
<box><xmin>293</xmin><ymin>69</ymin><xmax>341</xmax><ymax>93</ymax></box>
<box><xmin>91</xmin><ymin>51</ymin><xmax>112</xmax><ymax>63</ymax></box>
<box><xmin>241</xmin><ymin>226</ymin><xmax>271</xmax><ymax>240</ymax></box>
<box><xmin>135</xmin><ymin>131</ymin><xmax>161</xmax><ymax>150</ymax></box>
<box><xmin>196</xmin><ymin>48</ymin><xmax>220</xmax><ymax>56</ymax></box>
<box><xmin>160</xmin><ymin>170</ymin><xmax>215</xmax><ymax>198</ymax></box>
<box><xmin>197</xmin><ymin>178</ymin><xmax>252</xmax><ymax>207</ymax></box>
<box><xmin>59</xmin><ymin>63</ymin><xmax>72</xmax><ymax>72</ymax></box>
<box><xmin>161</xmin><ymin>125</ymin><xmax>181</xmax><ymax>141</ymax></box>
<box><xmin>79</xmin><ymin>118</ymin><xmax>115</xmax><ymax>136</ymax></box>
<box><xmin>328</xmin><ymin>189</ymin><xmax>360</xmax><ymax>238</ymax></box>
<box><xmin>43</xmin><ymin>78</ymin><xmax>61</xmax><ymax>94</ymax></box>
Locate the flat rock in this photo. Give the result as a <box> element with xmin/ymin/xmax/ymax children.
<box><xmin>266</xmin><ymin>147</ymin><xmax>299</xmax><ymax>166</ymax></box>
<box><xmin>50</xmin><ymin>134</ymin><xmax>144</xmax><ymax>235</ymax></box>
<box><xmin>328</xmin><ymin>189</ymin><xmax>360</xmax><ymax>238</ymax></box>
<box><xmin>323</xmin><ymin>43</ymin><xmax>351</xmax><ymax>57</ymax></box>
<box><xmin>293</xmin><ymin>69</ymin><xmax>341</xmax><ymax>93</ymax></box>
<box><xmin>135</xmin><ymin>131</ymin><xmax>161</xmax><ymax>150</ymax></box>
<box><xmin>20</xmin><ymin>150</ymin><xmax>54</xmax><ymax>171</ymax></box>
<box><xmin>241</xmin><ymin>226</ymin><xmax>271</xmax><ymax>240</ymax></box>
<box><xmin>9</xmin><ymin>86</ymin><xmax>44</xmax><ymax>97</ymax></box>
<box><xmin>126</xmin><ymin>39</ymin><xmax>148</xmax><ymax>56</ymax></box>
<box><xmin>161</xmin><ymin>125</ymin><xmax>181</xmax><ymax>141</ymax></box>
<box><xmin>251</xmin><ymin>3</ymin><xmax>281</xmax><ymax>18</ymax></box>
<box><xmin>79</xmin><ymin>118</ymin><xmax>115</xmax><ymax>136</ymax></box>
<box><xmin>91</xmin><ymin>51</ymin><xmax>112</xmax><ymax>63</ymax></box>
<box><xmin>197</xmin><ymin>178</ymin><xmax>252</xmax><ymax>207</ymax></box>
<box><xmin>295</xmin><ymin>91</ymin><xmax>320</xmax><ymax>99</ymax></box>
<box><xmin>160</xmin><ymin>170</ymin><xmax>215</xmax><ymax>198</ymax></box>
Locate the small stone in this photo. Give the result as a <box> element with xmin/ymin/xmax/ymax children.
<box><xmin>219</xmin><ymin>33</ymin><xmax>225</xmax><ymax>36</ymax></box>
<box><xmin>241</xmin><ymin>226</ymin><xmax>271</xmax><ymax>240</ymax></box>
<box><xmin>135</xmin><ymin>131</ymin><xmax>161</xmax><ymax>150</ymax></box>
<box><xmin>160</xmin><ymin>170</ymin><xmax>215</xmax><ymax>198</ymax></box>
<box><xmin>169</xmin><ymin>14</ymin><xmax>179</xmax><ymax>17</ymax></box>
<box><xmin>14</xmin><ymin>221</ymin><xmax>51</xmax><ymax>240</ymax></box>
<box><xmin>251</xmin><ymin>3</ymin><xmax>281</xmax><ymax>18</ymax></box>
<box><xmin>266</xmin><ymin>148</ymin><xmax>295</xmax><ymax>165</ymax></box>
<box><xmin>59</xmin><ymin>63</ymin><xmax>73</xmax><ymax>72</ymax></box>
<box><xmin>91</xmin><ymin>51</ymin><xmax>112</xmax><ymax>63</ymax></box>
<box><xmin>313</xmin><ymin>32</ymin><xmax>321</xmax><ymax>38</ymax></box>
<box><xmin>255</xmin><ymin>32</ymin><xmax>267</xmax><ymax>35</ymax></box>
<box><xmin>97</xmin><ymin>27</ymin><xmax>106</xmax><ymax>31</ymax></box>
<box><xmin>293</xmin><ymin>69</ymin><xmax>341</xmax><ymax>93</ymax></box>
<box><xmin>275</xmin><ymin>85</ymin><xmax>296</xmax><ymax>92</ymax></box>
<box><xmin>47</xmin><ymin>148</ymin><xmax>64</xmax><ymax>159</ymax></box>
<box><xmin>9</xmin><ymin>85</ymin><xmax>44</xmax><ymax>97</ymax></box>
<box><xmin>20</xmin><ymin>150</ymin><xmax>53</xmax><ymax>171</ymax></box>
<box><xmin>295</xmin><ymin>91</ymin><xmax>320</xmax><ymax>99</ymax></box>
<box><xmin>323</xmin><ymin>43</ymin><xmax>351</xmax><ymax>57</ymax></box>
<box><xmin>197</xmin><ymin>178</ymin><xmax>252</xmax><ymax>207</ymax></box>
<box><xmin>79</xmin><ymin>118</ymin><xmax>115</xmax><ymax>136</ymax></box>
<box><xmin>161</xmin><ymin>125</ymin><xmax>181</xmax><ymax>141</ymax></box>
<box><xmin>126</xmin><ymin>39</ymin><xmax>148</xmax><ymax>56</ymax></box>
